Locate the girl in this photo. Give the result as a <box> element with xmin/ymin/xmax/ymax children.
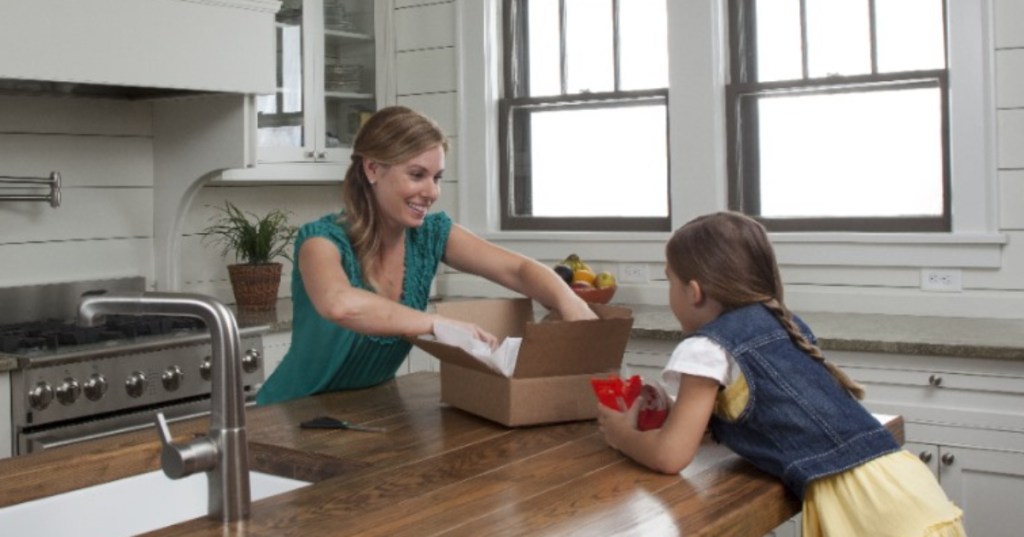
<box><xmin>597</xmin><ymin>211</ymin><xmax>965</xmax><ymax>536</ymax></box>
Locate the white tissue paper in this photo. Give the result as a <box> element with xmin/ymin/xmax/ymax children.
<box><xmin>430</xmin><ymin>322</ymin><xmax>522</xmax><ymax>378</ymax></box>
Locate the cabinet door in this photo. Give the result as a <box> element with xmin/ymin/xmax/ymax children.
<box><xmin>320</xmin><ymin>0</ymin><xmax>379</xmax><ymax>156</ymax></box>
<box><xmin>257</xmin><ymin>0</ymin><xmax>314</xmax><ymax>163</ymax></box>
<box><xmin>938</xmin><ymin>446</ymin><xmax>1024</xmax><ymax>537</ymax></box>
<box><xmin>904</xmin><ymin>442</ymin><xmax>940</xmax><ymax>477</ymax></box>
<box><xmin>256</xmin><ymin>0</ymin><xmax>380</xmax><ymax>165</ymax></box>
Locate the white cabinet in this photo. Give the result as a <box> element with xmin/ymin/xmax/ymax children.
<box><xmin>905</xmin><ymin>442</ymin><xmax>1024</xmax><ymax>537</ymax></box>
<box><xmin>255</xmin><ymin>0</ymin><xmax>385</xmax><ymax>165</ymax></box>
<box><xmin>831</xmin><ymin>350</ymin><xmax>1024</xmax><ymax>537</ymax></box>
<box><xmin>261</xmin><ymin>331</ymin><xmax>293</xmax><ymax>383</ymax></box>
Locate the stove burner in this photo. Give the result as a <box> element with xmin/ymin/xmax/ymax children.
<box><xmin>0</xmin><ymin>315</ymin><xmax>206</xmax><ymax>354</ymax></box>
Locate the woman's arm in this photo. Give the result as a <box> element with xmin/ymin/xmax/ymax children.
<box><xmin>597</xmin><ymin>374</ymin><xmax>719</xmax><ymax>474</ymax></box>
<box><xmin>443</xmin><ymin>224</ymin><xmax>597</xmax><ymax>321</ymax></box>
<box><xmin>299</xmin><ymin>236</ymin><xmax>438</xmax><ymax>337</ymax></box>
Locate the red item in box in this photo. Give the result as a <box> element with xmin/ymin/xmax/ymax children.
<box><xmin>590</xmin><ymin>374</ymin><xmax>643</xmax><ymax>410</ymax></box>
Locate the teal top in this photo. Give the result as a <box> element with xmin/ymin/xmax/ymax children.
<box><xmin>256</xmin><ymin>211</ymin><xmax>452</xmax><ymax>405</ymax></box>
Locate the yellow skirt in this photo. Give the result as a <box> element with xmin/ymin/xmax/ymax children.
<box><xmin>803</xmin><ymin>450</ymin><xmax>966</xmax><ymax>537</ymax></box>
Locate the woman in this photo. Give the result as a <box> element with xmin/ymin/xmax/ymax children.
<box><xmin>257</xmin><ymin>106</ymin><xmax>596</xmax><ymax>405</ymax></box>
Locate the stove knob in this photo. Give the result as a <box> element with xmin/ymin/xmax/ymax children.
<box><xmin>56</xmin><ymin>377</ymin><xmax>82</xmax><ymax>405</ymax></box>
<box><xmin>83</xmin><ymin>374</ymin><xmax>108</xmax><ymax>401</ymax></box>
<box><xmin>162</xmin><ymin>366</ymin><xmax>183</xmax><ymax>392</ymax></box>
<box><xmin>200</xmin><ymin>356</ymin><xmax>212</xmax><ymax>381</ymax></box>
<box><xmin>125</xmin><ymin>371</ymin><xmax>147</xmax><ymax>398</ymax></box>
<box><xmin>28</xmin><ymin>382</ymin><xmax>54</xmax><ymax>410</ymax></box>
<box><xmin>242</xmin><ymin>349</ymin><xmax>261</xmax><ymax>373</ymax></box>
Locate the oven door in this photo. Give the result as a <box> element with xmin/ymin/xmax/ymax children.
<box><xmin>16</xmin><ymin>397</ymin><xmax>214</xmax><ymax>454</ymax></box>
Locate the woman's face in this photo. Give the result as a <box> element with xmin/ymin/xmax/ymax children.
<box><xmin>366</xmin><ymin>145</ymin><xmax>444</xmax><ymax>230</ymax></box>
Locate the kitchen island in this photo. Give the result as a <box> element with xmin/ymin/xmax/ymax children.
<box><xmin>0</xmin><ymin>372</ymin><xmax>902</xmax><ymax>536</ymax></box>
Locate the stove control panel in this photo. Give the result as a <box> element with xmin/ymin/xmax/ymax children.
<box><xmin>13</xmin><ymin>333</ymin><xmax>265</xmax><ymax>427</ymax></box>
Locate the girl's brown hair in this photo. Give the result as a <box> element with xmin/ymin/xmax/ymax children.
<box><xmin>339</xmin><ymin>106</ymin><xmax>448</xmax><ymax>286</ymax></box>
<box><xmin>666</xmin><ymin>211</ymin><xmax>865</xmax><ymax>399</ymax></box>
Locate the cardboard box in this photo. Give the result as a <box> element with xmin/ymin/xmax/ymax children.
<box><xmin>409</xmin><ymin>298</ymin><xmax>634</xmax><ymax>426</ymax></box>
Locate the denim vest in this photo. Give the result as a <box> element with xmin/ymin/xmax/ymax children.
<box><xmin>693</xmin><ymin>304</ymin><xmax>899</xmax><ymax>499</ymax></box>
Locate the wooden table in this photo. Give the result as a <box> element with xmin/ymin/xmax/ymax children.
<box><xmin>0</xmin><ymin>372</ymin><xmax>903</xmax><ymax>536</ymax></box>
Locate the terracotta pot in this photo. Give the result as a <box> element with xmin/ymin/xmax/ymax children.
<box><xmin>227</xmin><ymin>263</ymin><xmax>282</xmax><ymax>313</ymax></box>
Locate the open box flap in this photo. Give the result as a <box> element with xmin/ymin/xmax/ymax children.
<box><xmin>435</xmin><ymin>298</ymin><xmax>534</xmax><ymax>339</ymax></box>
<box><xmin>513</xmin><ymin>313</ymin><xmax>634</xmax><ymax>378</ymax></box>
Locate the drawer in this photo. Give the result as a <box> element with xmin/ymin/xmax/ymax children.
<box><xmin>831</xmin><ymin>350</ymin><xmax>1024</xmax><ymax>434</ymax></box>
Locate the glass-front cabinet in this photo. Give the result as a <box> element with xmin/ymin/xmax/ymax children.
<box><xmin>256</xmin><ymin>0</ymin><xmax>382</xmax><ymax>164</ymax></box>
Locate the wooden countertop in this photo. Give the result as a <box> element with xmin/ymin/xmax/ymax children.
<box><xmin>0</xmin><ymin>372</ymin><xmax>903</xmax><ymax>537</ymax></box>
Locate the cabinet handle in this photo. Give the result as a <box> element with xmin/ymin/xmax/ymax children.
<box><xmin>317</xmin><ymin>151</ymin><xmax>327</xmax><ymax>160</ymax></box>
<box><xmin>928</xmin><ymin>374</ymin><xmax>943</xmax><ymax>387</ymax></box>
<box><xmin>918</xmin><ymin>451</ymin><xmax>933</xmax><ymax>463</ymax></box>
<box><xmin>941</xmin><ymin>453</ymin><xmax>955</xmax><ymax>466</ymax></box>
<box><xmin>304</xmin><ymin>151</ymin><xmax>315</xmax><ymax>159</ymax></box>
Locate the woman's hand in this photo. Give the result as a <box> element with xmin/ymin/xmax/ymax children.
<box><xmin>432</xmin><ymin>316</ymin><xmax>499</xmax><ymax>351</ymax></box>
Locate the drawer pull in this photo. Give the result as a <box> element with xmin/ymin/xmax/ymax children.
<box><xmin>918</xmin><ymin>451</ymin><xmax>933</xmax><ymax>463</ymax></box>
<box><xmin>928</xmin><ymin>375</ymin><xmax>943</xmax><ymax>387</ymax></box>
<box><xmin>941</xmin><ymin>453</ymin><xmax>955</xmax><ymax>466</ymax></box>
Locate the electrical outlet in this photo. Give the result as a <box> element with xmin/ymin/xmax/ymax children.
<box><xmin>619</xmin><ymin>263</ymin><xmax>649</xmax><ymax>284</ymax></box>
<box><xmin>921</xmin><ymin>268</ymin><xmax>962</xmax><ymax>292</ymax></box>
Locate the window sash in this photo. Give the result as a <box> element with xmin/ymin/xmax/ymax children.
<box><xmin>726</xmin><ymin>0</ymin><xmax>951</xmax><ymax>232</ymax></box>
<box><xmin>500</xmin><ymin>0</ymin><xmax>670</xmax><ymax>232</ymax></box>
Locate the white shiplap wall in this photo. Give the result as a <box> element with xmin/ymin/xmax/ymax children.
<box><xmin>0</xmin><ymin>96</ymin><xmax>156</xmax><ymax>288</ymax></box>
<box><xmin>5</xmin><ymin>0</ymin><xmax>1024</xmax><ymax>322</ymax></box>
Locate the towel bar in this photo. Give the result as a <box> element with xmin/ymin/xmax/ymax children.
<box><xmin>0</xmin><ymin>172</ymin><xmax>61</xmax><ymax>208</ymax></box>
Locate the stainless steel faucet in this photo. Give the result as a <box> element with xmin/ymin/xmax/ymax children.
<box><xmin>78</xmin><ymin>291</ymin><xmax>251</xmax><ymax>522</ymax></box>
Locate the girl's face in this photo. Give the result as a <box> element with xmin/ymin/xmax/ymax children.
<box><xmin>666</xmin><ymin>265</ymin><xmax>699</xmax><ymax>332</ymax></box>
<box><xmin>666</xmin><ymin>264</ymin><xmax>722</xmax><ymax>333</ymax></box>
<box><xmin>366</xmin><ymin>144</ymin><xmax>444</xmax><ymax>230</ymax></box>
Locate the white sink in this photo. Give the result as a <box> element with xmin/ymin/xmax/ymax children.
<box><xmin>0</xmin><ymin>470</ymin><xmax>310</xmax><ymax>536</ymax></box>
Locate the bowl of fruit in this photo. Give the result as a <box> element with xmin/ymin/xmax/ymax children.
<box><xmin>554</xmin><ymin>254</ymin><xmax>617</xmax><ymax>304</ymax></box>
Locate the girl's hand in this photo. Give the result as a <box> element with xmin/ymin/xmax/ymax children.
<box><xmin>597</xmin><ymin>396</ymin><xmax>641</xmax><ymax>450</ymax></box>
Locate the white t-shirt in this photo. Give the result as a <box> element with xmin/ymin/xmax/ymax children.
<box><xmin>661</xmin><ymin>336</ymin><xmax>739</xmax><ymax>397</ymax></box>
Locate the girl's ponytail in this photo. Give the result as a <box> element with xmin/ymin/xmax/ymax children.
<box><xmin>762</xmin><ymin>298</ymin><xmax>866</xmax><ymax>400</ymax></box>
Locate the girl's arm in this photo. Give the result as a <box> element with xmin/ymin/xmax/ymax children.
<box><xmin>597</xmin><ymin>374</ymin><xmax>720</xmax><ymax>474</ymax></box>
<box><xmin>301</xmin><ymin>236</ymin><xmax>494</xmax><ymax>344</ymax></box>
<box><xmin>442</xmin><ymin>223</ymin><xmax>597</xmax><ymax>321</ymax></box>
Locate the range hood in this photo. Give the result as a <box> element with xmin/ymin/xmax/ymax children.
<box><xmin>0</xmin><ymin>0</ymin><xmax>281</xmax><ymax>98</ymax></box>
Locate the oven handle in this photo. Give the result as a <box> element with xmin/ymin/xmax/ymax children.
<box><xmin>24</xmin><ymin>410</ymin><xmax>212</xmax><ymax>452</ymax></box>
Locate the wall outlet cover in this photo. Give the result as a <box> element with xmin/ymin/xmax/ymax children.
<box><xmin>921</xmin><ymin>268</ymin><xmax>962</xmax><ymax>292</ymax></box>
<box><xmin>620</xmin><ymin>263</ymin><xmax>649</xmax><ymax>284</ymax></box>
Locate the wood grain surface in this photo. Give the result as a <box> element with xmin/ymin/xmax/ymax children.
<box><xmin>0</xmin><ymin>372</ymin><xmax>903</xmax><ymax>536</ymax></box>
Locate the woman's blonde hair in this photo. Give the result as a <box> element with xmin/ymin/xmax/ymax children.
<box><xmin>340</xmin><ymin>106</ymin><xmax>448</xmax><ymax>286</ymax></box>
<box><xmin>666</xmin><ymin>211</ymin><xmax>865</xmax><ymax>399</ymax></box>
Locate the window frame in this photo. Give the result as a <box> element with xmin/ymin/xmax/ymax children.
<box><xmin>499</xmin><ymin>0</ymin><xmax>672</xmax><ymax>232</ymax></box>
<box><xmin>725</xmin><ymin>0</ymin><xmax>953</xmax><ymax>232</ymax></box>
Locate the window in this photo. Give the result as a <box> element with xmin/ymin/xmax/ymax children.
<box><xmin>727</xmin><ymin>0</ymin><xmax>950</xmax><ymax>232</ymax></box>
<box><xmin>501</xmin><ymin>0</ymin><xmax>670</xmax><ymax>231</ymax></box>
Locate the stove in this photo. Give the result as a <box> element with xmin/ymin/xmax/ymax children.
<box><xmin>1</xmin><ymin>277</ymin><xmax>267</xmax><ymax>455</ymax></box>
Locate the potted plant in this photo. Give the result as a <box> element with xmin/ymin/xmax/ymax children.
<box><xmin>200</xmin><ymin>201</ymin><xmax>298</xmax><ymax>313</ymax></box>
